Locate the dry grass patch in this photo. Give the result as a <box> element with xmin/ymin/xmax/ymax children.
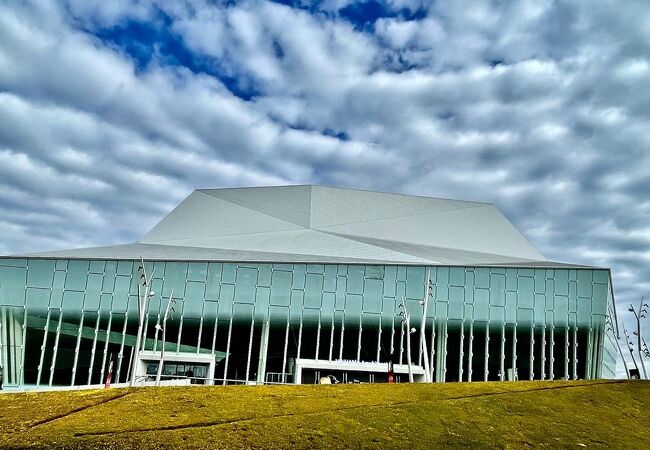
<box><xmin>0</xmin><ymin>380</ymin><xmax>647</xmax><ymax>449</ymax></box>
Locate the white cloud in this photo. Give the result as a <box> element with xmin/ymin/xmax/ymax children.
<box><xmin>0</xmin><ymin>0</ymin><xmax>648</xmax><ymax>377</ymax></box>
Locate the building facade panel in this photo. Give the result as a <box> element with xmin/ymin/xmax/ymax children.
<box><xmin>0</xmin><ymin>258</ymin><xmax>616</xmax><ymax>388</ymax></box>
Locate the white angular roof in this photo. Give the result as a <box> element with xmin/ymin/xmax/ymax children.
<box><xmin>21</xmin><ymin>185</ymin><xmax>557</xmax><ymax>266</ymax></box>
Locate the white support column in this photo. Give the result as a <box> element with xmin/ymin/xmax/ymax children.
<box><xmin>37</xmin><ymin>309</ymin><xmax>52</xmax><ymax>387</ymax></box>
<box><xmin>356</xmin><ymin>316</ymin><xmax>362</xmax><ymax>362</ymax></box>
<box><xmin>572</xmin><ymin>325</ymin><xmax>578</xmax><ymax>380</ymax></box>
<box><xmin>176</xmin><ymin>316</ymin><xmax>184</xmax><ymax>355</ymax></box>
<box><xmin>596</xmin><ymin>325</ymin><xmax>605</xmax><ymax>379</ymax></box>
<box><xmin>468</xmin><ymin>320</ymin><xmax>474</xmax><ymax>382</ymax></box>
<box><xmin>586</xmin><ymin>326</ymin><xmax>593</xmax><ymax>380</ymax></box>
<box><xmin>87</xmin><ymin>314</ymin><xmax>101</xmax><ymax>385</ymax></box>
<box><xmin>376</xmin><ymin>317</ymin><xmax>382</xmax><ymax>363</ymax></box>
<box><xmin>339</xmin><ymin>316</ymin><xmax>344</xmax><ymax>360</ymax></box>
<box><xmin>49</xmin><ymin>313</ymin><xmax>63</xmax><ymax>387</ymax></box>
<box><xmin>245</xmin><ymin>316</ymin><xmax>255</xmax><ymax>382</ymax></box>
<box><xmin>153</xmin><ymin>311</ymin><xmax>162</xmax><ymax>353</ymax></box>
<box><xmin>116</xmin><ymin>312</ymin><xmax>129</xmax><ymax>382</ymax></box>
<box><xmin>296</xmin><ymin>314</ymin><xmax>303</xmax><ymax>360</ymax></box>
<box><xmin>435</xmin><ymin>321</ymin><xmax>447</xmax><ymax>382</ymax></box>
<box><xmin>399</xmin><ymin>321</ymin><xmax>405</xmax><ymax>365</ymax></box>
<box><xmin>549</xmin><ymin>325</ymin><xmax>555</xmax><ymax>380</ymax></box>
<box><xmin>328</xmin><ymin>315</ymin><xmax>334</xmax><ymax>361</ymax></box>
<box><xmin>99</xmin><ymin>313</ymin><xmax>113</xmax><ymax>384</ymax></box>
<box><xmin>564</xmin><ymin>327</ymin><xmax>569</xmax><ymax>380</ymax></box>
<box><xmin>512</xmin><ymin>324</ymin><xmax>517</xmax><ymax>381</ymax></box>
<box><xmin>222</xmin><ymin>315</ymin><xmax>233</xmax><ymax>385</ymax></box>
<box><xmin>483</xmin><ymin>322</ymin><xmax>490</xmax><ymax>382</ymax></box>
<box><xmin>429</xmin><ymin>318</ymin><xmax>436</xmax><ymax>382</ymax></box>
<box><xmin>315</xmin><ymin>313</ymin><xmax>322</xmax><ymax>360</ymax></box>
<box><xmin>141</xmin><ymin>314</ymin><xmax>150</xmax><ymax>352</ymax></box>
<box><xmin>256</xmin><ymin>319</ymin><xmax>270</xmax><ymax>384</ymax></box>
<box><xmin>196</xmin><ymin>317</ymin><xmax>204</xmax><ymax>355</ymax></box>
<box><xmin>458</xmin><ymin>321</ymin><xmax>465</xmax><ymax>382</ymax></box>
<box><xmin>281</xmin><ymin>317</ymin><xmax>290</xmax><ymax>383</ymax></box>
<box><xmin>529</xmin><ymin>324</ymin><xmax>535</xmax><ymax>380</ymax></box>
<box><xmin>541</xmin><ymin>325</ymin><xmax>546</xmax><ymax>380</ymax></box>
<box><xmin>0</xmin><ymin>308</ymin><xmax>6</xmax><ymax>385</ymax></box>
<box><xmin>442</xmin><ymin>321</ymin><xmax>448</xmax><ymax>382</ymax></box>
<box><xmin>390</xmin><ymin>311</ymin><xmax>396</xmax><ymax>361</ymax></box>
<box><xmin>210</xmin><ymin>309</ymin><xmax>219</xmax><ymax>355</ymax></box>
<box><xmin>71</xmin><ymin>312</ymin><xmax>84</xmax><ymax>386</ymax></box>
<box><xmin>8</xmin><ymin>308</ymin><xmax>16</xmax><ymax>384</ymax></box>
<box><xmin>499</xmin><ymin>323</ymin><xmax>505</xmax><ymax>382</ymax></box>
<box><xmin>19</xmin><ymin>309</ymin><xmax>27</xmax><ymax>387</ymax></box>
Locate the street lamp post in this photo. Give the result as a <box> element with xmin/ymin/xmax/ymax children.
<box><xmin>606</xmin><ymin>314</ymin><xmax>629</xmax><ymax>380</ymax></box>
<box><xmin>419</xmin><ymin>269</ymin><xmax>433</xmax><ymax>383</ymax></box>
<box><xmin>623</xmin><ymin>326</ymin><xmax>641</xmax><ymax>378</ymax></box>
<box><xmin>399</xmin><ymin>300</ymin><xmax>416</xmax><ymax>383</ymax></box>
<box><xmin>628</xmin><ymin>297</ymin><xmax>648</xmax><ymax>379</ymax></box>
<box><xmin>155</xmin><ymin>290</ymin><xmax>175</xmax><ymax>387</ymax></box>
<box><xmin>130</xmin><ymin>257</ymin><xmax>155</xmax><ymax>387</ymax></box>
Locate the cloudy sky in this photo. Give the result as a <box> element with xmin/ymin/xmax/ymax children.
<box><xmin>1</xmin><ymin>1</ymin><xmax>649</xmax><ymax>373</ymax></box>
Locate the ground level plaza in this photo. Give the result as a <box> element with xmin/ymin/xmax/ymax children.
<box><xmin>0</xmin><ymin>258</ymin><xmax>617</xmax><ymax>389</ymax></box>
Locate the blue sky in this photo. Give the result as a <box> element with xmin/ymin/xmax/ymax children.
<box><xmin>1</xmin><ymin>0</ymin><xmax>649</xmax><ymax>376</ymax></box>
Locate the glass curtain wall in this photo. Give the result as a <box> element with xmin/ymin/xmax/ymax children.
<box><xmin>0</xmin><ymin>258</ymin><xmax>617</xmax><ymax>388</ymax></box>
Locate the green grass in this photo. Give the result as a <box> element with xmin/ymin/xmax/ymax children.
<box><xmin>0</xmin><ymin>380</ymin><xmax>648</xmax><ymax>449</ymax></box>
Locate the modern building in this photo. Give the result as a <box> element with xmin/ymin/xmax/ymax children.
<box><xmin>0</xmin><ymin>186</ymin><xmax>618</xmax><ymax>389</ymax></box>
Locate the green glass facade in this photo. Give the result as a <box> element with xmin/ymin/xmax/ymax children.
<box><xmin>0</xmin><ymin>257</ymin><xmax>617</xmax><ymax>388</ymax></box>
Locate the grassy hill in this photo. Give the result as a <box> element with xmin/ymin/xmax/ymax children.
<box><xmin>0</xmin><ymin>380</ymin><xmax>648</xmax><ymax>449</ymax></box>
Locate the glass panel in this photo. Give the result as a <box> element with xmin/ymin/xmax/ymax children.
<box><xmin>323</xmin><ymin>265</ymin><xmax>337</xmax><ymax>292</ymax></box>
<box><xmin>0</xmin><ymin>266</ymin><xmax>27</xmax><ymax>306</ymax></box>
<box><xmin>89</xmin><ymin>260</ymin><xmax>105</xmax><ymax>274</ymax></box>
<box><xmin>235</xmin><ymin>267</ymin><xmax>257</xmax><ymax>304</ymax></box>
<box><xmin>449</xmin><ymin>268</ymin><xmax>465</xmax><ymax>287</ymax></box>
<box><xmin>383</xmin><ymin>266</ymin><xmax>397</xmax><ymax>297</ymax></box>
<box><xmin>187</xmin><ymin>263</ymin><xmax>208</xmax><ymax>282</ymax></box>
<box><xmin>25</xmin><ymin>288</ymin><xmax>49</xmax><ymax>313</ymax></box>
<box><xmin>112</xmin><ymin>276</ymin><xmax>131</xmax><ymax>312</ymax></box>
<box><xmin>307</xmin><ymin>264</ymin><xmax>324</xmax><ymax>274</ymax></box>
<box><xmin>102</xmin><ymin>262</ymin><xmax>117</xmax><ymax>293</ymax></box>
<box><xmin>163</xmin><ymin>262</ymin><xmax>188</xmax><ymax>297</ymax></box>
<box><xmin>205</xmin><ymin>263</ymin><xmax>222</xmax><ymax>300</ymax></box>
<box><xmin>27</xmin><ymin>260</ymin><xmax>55</xmax><ymax>288</ymax></box>
<box><xmin>64</xmin><ymin>260</ymin><xmax>88</xmax><ymax>291</ymax></box>
<box><xmin>84</xmin><ymin>273</ymin><xmax>103</xmax><ymax>311</ymax></box>
<box><xmin>474</xmin><ymin>288</ymin><xmax>489</xmax><ymax>321</ymax></box>
<box><xmin>534</xmin><ymin>269</ymin><xmax>546</xmax><ymax>294</ymax></box>
<box><xmin>257</xmin><ymin>264</ymin><xmax>272</xmax><ymax>287</ymax></box>
<box><xmin>405</xmin><ymin>266</ymin><xmax>425</xmax><ymax>299</ymax></box>
<box><xmin>345</xmin><ymin>294</ymin><xmax>362</xmax><ymax>323</ymax></box>
<box><xmin>489</xmin><ymin>273</ymin><xmax>505</xmax><ymax>306</ymax></box>
<box><xmin>219</xmin><ymin>284</ymin><xmax>235</xmax><ymax>307</ymax></box>
<box><xmin>63</xmin><ymin>291</ymin><xmax>84</xmax><ymax>310</ymax></box>
<box><xmin>577</xmin><ymin>270</ymin><xmax>593</xmax><ymax>298</ymax></box>
<box><xmin>292</xmin><ymin>264</ymin><xmax>306</xmax><ymax>289</ymax></box>
<box><xmin>365</xmin><ymin>266</ymin><xmax>383</xmax><ymax>279</ymax></box>
<box><xmin>255</xmin><ymin>287</ymin><xmax>270</xmax><ymax>319</ymax></box>
<box><xmin>304</xmin><ymin>273</ymin><xmax>323</xmax><ymax>309</ymax></box>
<box><xmin>184</xmin><ymin>282</ymin><xmax>205</xmax><ymax>317</ymax></box>
<box><xmin>116</xmin><ymin>260</ymin><xmax>133</xmax><ymax>276</ymax></box>
<box><xmin>347</xmin><ymin>266</ymin><xmax>364</xmax><ymax>294</ymax></box>
<box><xmin>363</xmin><ymin>279</ymin><xmax>382</xmax><ymax>314</ymax></box>
<box><xmin>517</xmin><ymin>277</ymin><xmax>534</xmax><ymax>308</ymax></box>
<box><xmin>270</xmin><ymin>271</ymin><xmax>291</xmax><ymax>307</ymax></box>
<box><xmin>554</xmin><ymin>270</ymin><xmax>569</xmax><ymax>296</ymax></box>
<box><xmin>448</xmin><ymin>286</ymin><xmax>464</xmax><ymax>320</ymax></box>
<box><xmin>474</xmin><ymin>268</ymin><xmax>490</xmax><ymax>289</ymax></box>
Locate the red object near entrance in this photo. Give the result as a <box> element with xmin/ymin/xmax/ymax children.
<box><xmin>104</xmin><ymin>360</ymin><xmax>113</xmax><ymax>389</ymax></box>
